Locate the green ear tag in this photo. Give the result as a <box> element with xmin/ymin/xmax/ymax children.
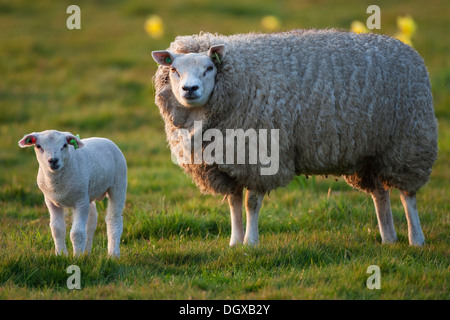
<box><xmin>212</xmin><ymin>52</ymin><xmax>221</xmax><ymax>65</ymax></box>
<box><xmin>165</xmin><ymin>57</ymin><xmax>172</xmax><ymax>64</ymax></box>
<box><xmin>70</xmin><ymin>134</ymin><xmax>80</xmax><ymax>150</ymax></box>
<box><xmin>70</xmin><ymin>139</ymin><xmax>78</xmax><ymax>150</ymax></box>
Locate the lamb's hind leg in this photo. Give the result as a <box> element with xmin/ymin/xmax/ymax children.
<box><xmin>244</xmin><ymin>189</ymin><xmax>264</xmax><ymax>246</ymax></box>
<box><xmin>399</xmin><ymin>191</ymin><xmax>425</xmax><ymax>246</ymax></box>
<box><xmin>371</xmin><ymin>185</ymin><xmax>397</xmax><ymax>244</ymax></box>
<box><xmin>228</xmin><ymin>191</ymin><xmax>244</xmax><ymax>246</ymax></box>
<box><xmin>105</xmin><ymin>189</ymin><xmax>125</xmax><ymax>257</ymax></box>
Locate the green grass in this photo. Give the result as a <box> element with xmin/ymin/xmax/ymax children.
<box><xmin>0</xmin><ymin>0</ymin><xmax>449</xmax><ymax>299</ymax></box>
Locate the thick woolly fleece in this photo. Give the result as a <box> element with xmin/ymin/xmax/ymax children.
<box><xmin>154</xmin><ymin>30</ymin><xmax>438</xmax><ymax>196</ymax></box>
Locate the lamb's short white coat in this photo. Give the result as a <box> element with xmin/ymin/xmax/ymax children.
<box><xmin>19</xmin><ymin>130</ymin><xmax>127</xmax><ymax>257</ymax></box>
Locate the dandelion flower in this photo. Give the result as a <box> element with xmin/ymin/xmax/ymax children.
<box><xmin>396</xmin><ymin>15</ymin><xmax>417</xmax><ymax>38</ymax></box>
<box><xmin>350</xmin><ymin>20</ymin><xmax>369</xmax><ymax>34</ymax></box>
<box><xmin>394</xmin><ymin>32</ymin><xmax>414</xmax><ymax>47</ymax></box>
<box><xmin>145</xmin><ymin>15</ymin><xmax>164</xmax><ymax>39</ymax></box>
<box><xmin>261</xmin><ymin>15</ymin><xmax>281</xmax><ymax>31</ymax></box>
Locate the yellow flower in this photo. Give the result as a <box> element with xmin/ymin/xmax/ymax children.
<box><xmin>145</xmin><ymin>15</ymin><xmax>164</xmax><ymax>39</ymax></box>
<box><xmin>396</xmin><ymin>15</ymin><xmax>417</xmax><ymax>38</ymax></box>
<box><xmin>394</xmin><ymin>32</ymin><xmax>414</xmax><ymax>47</ymax></box>
<box><xmin>261</xmin><ymin>15</ymin><xmax>281</xmax><ymax>31</ymax></box>
<box><xmin>350</xmin><ymin>20</ymin><xmax>369</xmax><ymax>34</ymax></box>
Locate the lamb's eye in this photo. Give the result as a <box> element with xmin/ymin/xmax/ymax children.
<box><xmin>63</xmin><ymin>143</ymin><xmax>68</xmax><ymax>149</ymax></box>
<box><xmin>171</xmin><ymin>68</ymin><xmax>179</xmax><ymax>76</ymax></box>
<box><xmin>36</xmin><ymin>144</ymin><xmax>42</xmax><ymax>149</ymax></box>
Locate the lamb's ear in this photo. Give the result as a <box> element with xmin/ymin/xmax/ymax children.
<box><xmin>66</xmin><ymin>134</ymin><xmax>84</xmax><ymax>150</ymax></box>
<box><xmin>208</xmin><ymin>44</ymin><xmax>225</xmax><ymax>66</ymax></box>
<box><xmin>18</xmin><ymin>133</ymin><xmax>38</xmax><ymax>148</ymax></box>
<box><xmin>152</xmin><ymin>50</ymin><xmax>176</xmax><ymax>66</ymax></box>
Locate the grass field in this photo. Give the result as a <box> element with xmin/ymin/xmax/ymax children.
<box><xmin>0</xmin><ymin>0</ymin><xmax>449</xmax><ymax>299</ymax></box>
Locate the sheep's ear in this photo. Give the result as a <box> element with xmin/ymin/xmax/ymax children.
<box><xmin>66</xmin><ymin>134</ymin><xmax>84</xmax><ymax>150</ymax></box>
<box><xmin>208</xmin><ymin>44</ymin><xmax>225</xmax><ymax>66</ymax></box>
<box><xmin>18</xmin><ymin>134</ymin><xmax>37</xmax><ymax>148</ymax></box>
<box><xmin>152</xmin><ymin>50</ymin><xmax>175</xmax><ymax>66</ymax></box>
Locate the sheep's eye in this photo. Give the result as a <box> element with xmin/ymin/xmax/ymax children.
<box><xmin>36</xmin><ymin>144</ymin><xmax>42</xmax><ymax>149</ymax></box>
<box><xmin>203</xmin><ymin>66</ymin><xmax>214</xmax><ymax>76</ymax></box>
<box><xmin>63</xmin><ymin>143</ymin><xmax>68</xmax><ymax>149</ymax></box>
<box><xmin>171</xmin><ymin>68</ymin><xmax>179</xmax><ymax>76</ymax></box>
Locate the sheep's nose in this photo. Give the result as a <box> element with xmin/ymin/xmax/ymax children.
<box><xmin>182</xmin><ymin>85</ymin><xmax>199</xmax><ymax>93</ymax></box>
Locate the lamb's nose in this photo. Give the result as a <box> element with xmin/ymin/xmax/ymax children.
<box><xmin>182</xmin><ymin>85</ymin><xmax>199</xmax><ymax>93</ymax></box>
<box><xmin>48</xmin><ymin>158</ymin><xmax>59</xmax><ymax>166</ymax></box>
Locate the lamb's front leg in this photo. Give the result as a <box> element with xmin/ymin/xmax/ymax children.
<box><xmin>228</xmin><ymin>191</ymin><xmax>244</xmax><ymax>246</ymax></box>
<box><xmin>71</xmin><ymin>201</ymin><xmax>90</xmax><ymax>257</ymax></box>
<box><xmin>244</xmin><ymin>190</ymin><xmax>264</xmax><ymax>246</ymax></box>
<box><xmin>45</xmin><ymin>197</ymin><xmax>67</xmax><ymax>256</ymax></box>
<box><xmin>84</xmin><ymin>201</ymin><xmax>98</xmax><ymax>254</ymax></box>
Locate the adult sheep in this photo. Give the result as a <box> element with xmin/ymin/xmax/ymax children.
<box><xmin>151</xmin><ymin>30</ymin><xmax>437</xmax><ymax>247</ymax></box>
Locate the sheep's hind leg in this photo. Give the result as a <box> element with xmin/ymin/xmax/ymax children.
<box><xmin>244</xmin><ymin>190</ymin><xmax>264</xmax><ymax>246</ymax></box>
<box><xmin>84</xmin><ymin>201</ymin><xmax>98</xmax><ymax>254</ymax></box>
<box><xmin>371</xmin><ymin>186</ymin><xmax>397</xmax><ymax>244</ymax></box>
<box><xmin>46</xmin><ymin>198</ymin><xmax>68</xmax><ymax>256</ymax></box>
<box><xmin>399</xmin><ymin>191</ymin><xmax>425</xmax><ymax>246</ymax></box>
<box><xmin>228</xmin><ymin>191</ymin><xmax>244</xmax><ymax>246</ymax></box>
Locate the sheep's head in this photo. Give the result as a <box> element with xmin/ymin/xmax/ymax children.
<box><xmin>19</xmin><ymin>130</ymin><xmax>84</xmax><ymax>172</ymax></box>
<box><xmin>152</xmin><ymin>44</ymin><xmax>224</xmax><ymax>108</ymax></box>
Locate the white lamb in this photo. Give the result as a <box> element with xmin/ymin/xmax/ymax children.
<box><xmin>19</xmin><ymin>130</ymin><xmax>127</xmax><ymax>257</ymax></box>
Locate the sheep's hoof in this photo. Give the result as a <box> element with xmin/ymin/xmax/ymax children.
<box><xmin>409</xmin><ymin>235</ymin><xmax>425</xmax><ymax>247</ymax></box>
<box><xmin>381</xmin><ymin>238</ymin><xmax>398</xmax><ymax>245</ymax></box>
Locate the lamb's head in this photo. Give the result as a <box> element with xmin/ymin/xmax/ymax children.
<box><xmin>152</xmin><ymin>44</ymin><xmax>224</xmax><ymax>108</ymax></box>
<box><xmin>19</xmin><ymin>130</ymin><xmax>84</xmax><ymax>172</ymax></box>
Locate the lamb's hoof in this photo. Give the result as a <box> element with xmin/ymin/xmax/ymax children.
<box><xmin>243</xmin><ymin>238</ymin><xmax>259</xmax><ymax>247</ymax></box>
<box><xmin>108</xmin><ymin>251</ymin><xmax>121</xmax><ymax>258</ymax></box>
<box><xmin>229</xmin><ymin>239</ymin><xmax>243</xmax><ymax>247</ymax></box>
<box><xmin>55</xmin><ymin>249</ymin><xmax>68</xmax><ymax>256</ymax></box>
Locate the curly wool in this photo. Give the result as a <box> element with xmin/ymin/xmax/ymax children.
<box><xmin>154</xmin><ymin>29</ymin><xmax>437</xmax><ymax>195</ymax></box>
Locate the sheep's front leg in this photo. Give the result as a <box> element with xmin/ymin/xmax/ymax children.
<box><xmin>400</xmin><ymin>191</ymin><xmax>425</xmax><ymax>246</ymax></box>
<box><xmin>84</xmin><ymin>201</ymin><xmax>98</xmax><ymax>254</ymax></box>
<box><xmin>228</xmin><ymin>191</ymin><xmax>244</xmax><ymax>246</ymax></box>
<box><xmin>71</xmin><ymin>201</ymin><xmax>90</xmax><ymax>257</ymax></box>
<box><xmin>371</xmin><ymin>186</ymin><xmax>397</xmax><ymax>244</ymax></box>
<box><xmin>244</xmin><ymin>190</ymin><xmax>264</xmax><ymax>246</ymax></box>
<box><xmin>45</xmin><ymin>197</ymin><xmax>67</xmax><ymax>256</ymax></box>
